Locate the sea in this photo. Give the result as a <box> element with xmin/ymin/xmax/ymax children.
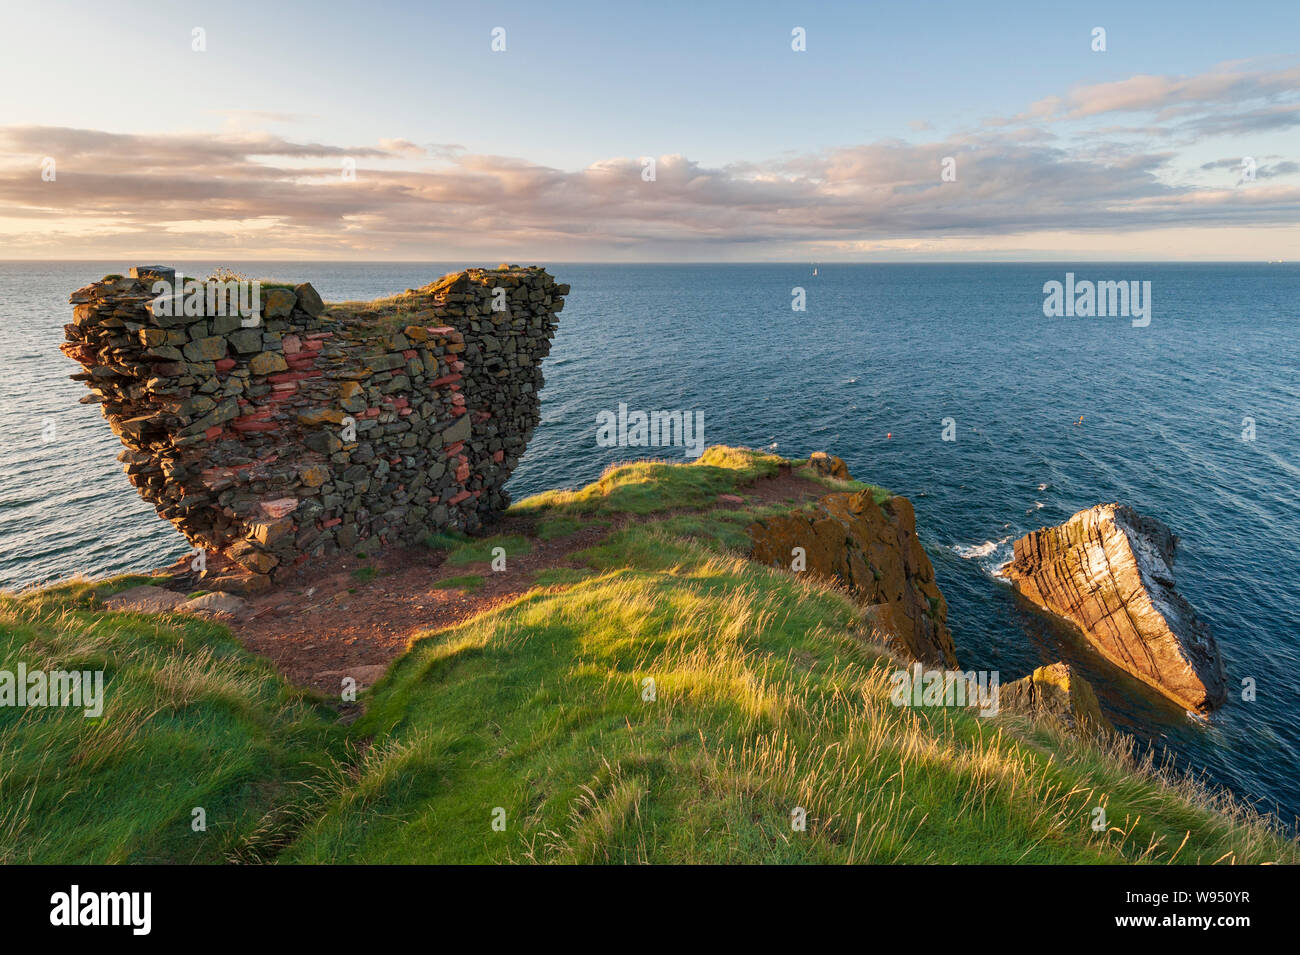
<box><xmin>2</xmin><ymin>261</ymin><xmax>1297</xmax><ymax>824</ymax></box>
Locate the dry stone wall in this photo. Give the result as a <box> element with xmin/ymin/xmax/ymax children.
<box><xmin>62</xmin><ymin>265</ymin><xmax>567</xmax><ymax>590</ymax></box>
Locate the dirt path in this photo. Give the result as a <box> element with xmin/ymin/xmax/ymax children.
<box><xmin>233</xmin><ymin>514</ymin><xmax>609</xmax><ymax>692</ymax></box>
<box><xmin>153</xmin><ymin>465</ymin><xmax>833</xmax><ymax>694</ymax></box>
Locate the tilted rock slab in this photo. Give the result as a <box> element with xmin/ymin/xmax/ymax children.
<box><xmin>1006</xmin><ymin>504</ymin><xmax>1226</xmax><ymax>713</ymax></box>
<box><xmin>749</xmin><ymin>489</ymin><xmax>957</xmax><ymax>667</ymax></box>
<box><xmin>62</xmin><ymin>266</ymin><xmax>566</xmax><ymax>588</ymax></box>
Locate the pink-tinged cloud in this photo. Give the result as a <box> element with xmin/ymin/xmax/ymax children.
<box><xmin>1015</xmin><ymin>62</ymin><xmax>1300</xmax><ymax>127</ymax></box>
<box><xmin>2</xmin><ymin>61</ymin><xmax>1299</xmax><ymax>260</ymax></box>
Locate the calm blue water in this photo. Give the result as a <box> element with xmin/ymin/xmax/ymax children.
<box><xmin>3</xmin><ymin>261</ymin><xmax>1298</xmax><ymax>825</ymax></box>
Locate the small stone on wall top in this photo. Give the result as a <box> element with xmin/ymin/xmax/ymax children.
<box><xmin>130</xmin><ymin>265</ymin><xmax>175</xmax><ymax>283</ymax></box>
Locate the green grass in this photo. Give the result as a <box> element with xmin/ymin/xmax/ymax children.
<box><xmin>283</xmin><ymin>528</ymin><xmax>1298</xmax><ymax>864</ymax></box>
<box><xmin>3</xmin><ymin>446</ymin><xmax>1296</xmax><ymax>865</ymax></box>
<box><xmin>531</xmin><ymin>567</ymin><xmax>593</xmax><ymax>586</ymax></box>
<box><xmin>425</xmin><ymin>532</ymin><xmax>531</xmax><ymax>567</ymax></box>
<box><xmin>351</xmin><ymin>566</ymin><xmax>379</xmax><ymax>584</ymax></box>
<box><xmin>512</xmin><ymin>446</ymin><xmax>786</xmax><ymax>519</ymax></box>
<box><xmin>640</xmin><ymin>503</ymin><xmax>820</xmax><ymax>553</ymax></box>
<box><xmin>0</xmin><ymin>577</ymin><xmax>342</xmax><ymax>864</ymax></box>
<box><xmin>535</xmin><ymin>515</ymin><xmax>588</xmax><ymax>541</ymax></box>
<box><xmin>790</xmin><ymin>460</ymin><xmax>891</xmax><ymax>499</ymax></box>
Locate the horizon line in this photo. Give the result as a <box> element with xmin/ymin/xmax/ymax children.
<box><xmin>1</xmin><ymin>258</ymin><xmax>1291</xmax><ymax>266</ymax></box>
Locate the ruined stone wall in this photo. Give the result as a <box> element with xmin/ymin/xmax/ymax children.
<box><xmin>62</xmin><ymin>266</ymin><xmax>567</xmax><ymax>589</ymax></box>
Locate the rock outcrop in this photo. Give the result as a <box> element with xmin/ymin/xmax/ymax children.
<box><xmin>63</xmin><ymin>266</ymin><xmax>566</xmax><ymax>589</ymax></box>
<box><xmin>749</xmin><ymin>488</ymin><xmax>957</xmax><ymax>667</ymax></box>
<box><xmin>998</xmin><ymin>662</ymin><xmax>1112</xmax><ymax>735</ymax></box>
<box><xmin>1005</xmin><ymin>504</ymin><xmax>1226</xmax><ymax>713</ymax></box>
<box><xmin>103</xmin><ymin>584</ymin><xmax>190</xmax><ymax>614</ymax></box>
<box><xmin>807</xmin><ymin>452</ymin><xmax>851</xmax><ymax>481</ymax></box>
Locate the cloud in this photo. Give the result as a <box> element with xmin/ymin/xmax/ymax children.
<box><xmin>1017</xmin><ymin>63</ymin><xmax>1300</xmax><ymax>122</ymax></box>
<box><xmin>377</xmin><ymin>138</ymin><xmax>427</xmax><ymax>157</ymax></box>
<box><xmin>2</xmin><ymin>62</ymin><xmax>1299</xmax><ymax>259</ymax></box>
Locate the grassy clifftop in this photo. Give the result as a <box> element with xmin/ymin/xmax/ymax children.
<box><xmin>2</xmin><ymin>448</ymin><xmax>1294</xmax><ymax>864</ymax></box>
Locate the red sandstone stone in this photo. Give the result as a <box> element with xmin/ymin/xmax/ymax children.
<box><xmin>232</xmin><ymin>421</ymin><xmax>278</xmax><ymax>433</ymax></box>
<box><xmin>268</xmin><ymin>370</ymin><xmax>317</xmax><ymax>383</ymax></box>
<box><xmin>261</xmin><ymin>497</ymin><xmax>298</xmax><ymax>519</ymax></box>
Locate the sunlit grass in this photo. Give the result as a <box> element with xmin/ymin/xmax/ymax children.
<box><xmin>0</xmin><ymin>577</ymin><xmax>341</xmax><ymax>864</ymax></box>
<box><xmin>4</xmin><ymin>448</ymin><xmax>1294</xmax><ymax>865</ymax></box>
<box><xmin>284</xmin><ymin>530</ymin><xmax>1298</xmax><ymax>864</ymax></box>
<box><xmin>511</xmin><ymin>445</ymin><xmax>786</xmax><ymax>518</ymax></box>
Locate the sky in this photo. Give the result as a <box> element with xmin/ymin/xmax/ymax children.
<box><xmin>1</xmin><ymin>0</ymin><xmax>1298</xmax><ymax>261</ymax></box>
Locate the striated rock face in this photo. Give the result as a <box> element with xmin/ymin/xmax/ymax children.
<box><xmin>62</xmin><ymin>266</ymin><xmax>567</xmax><ymax>588</ymax></box>
<box><xmin>998</xmin><ymin>662</ymin><xmax>1112</xmax><ymax>735</ymax></box>
<box><xmin>749</xmin><ymin>488</ymin><xmax>957</xmax><ymax>667</ymax></box>
<box><xmin>1006</xmin><ymin>504</ymin><xmax>1226</xmax><ymax>713</ymax></box>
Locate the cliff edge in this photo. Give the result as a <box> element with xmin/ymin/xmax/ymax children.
<box><xmin>748</xmin><ymin>483</ymin><xmax>957</xmax><ymax>668</ymax></box>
